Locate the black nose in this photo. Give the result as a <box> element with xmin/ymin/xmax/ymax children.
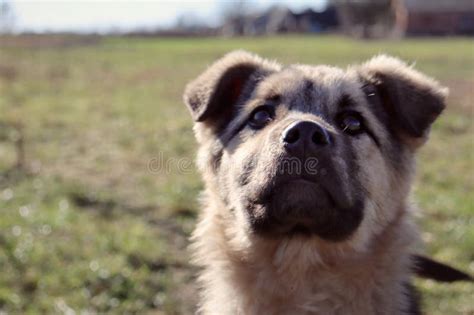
<box><xmin>282</xmin><ymin>121</ymin><xmax>330</xmax><ymax>154</ymax></box>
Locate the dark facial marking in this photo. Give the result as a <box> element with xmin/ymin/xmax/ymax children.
<box><xmin>237</xmin><ymin>154</ymin><xmax>258</xmax><ymax>187</ymax></box>
<box><xmin>210</xmin><ymin>148</ymin><xmax>223</xmax><ymax>171</ymax></box>
<box><xmin>339</xmin><ymin>94</ymin><xmax>355</xmax><ymax>109</ymax></box>
<box><xmin>267</xmin><ymin>94</ymin><xmax>281</xmax><ymax>103</ymax></box>
<box><xmin>313</xmin><ymin>199</ymin><xmax>364</xmax><ymax>241</ymax></box>
<box><xmin>250</xmin><ymin>193</ymin><xmax>364</xmax><ymax>242</ymax></box>
<box><xmin>303</xmin><ymin>80</ymin><xmax>314</xmax><ymax>102</ymax></box>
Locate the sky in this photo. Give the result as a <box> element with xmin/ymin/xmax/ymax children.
<box><xmin>7</xmin><ymin>0</ymin><xmax>327</xmax><ymax>33</ymax></box>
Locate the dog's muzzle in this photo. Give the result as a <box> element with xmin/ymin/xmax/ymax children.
<box><xmin>247</xmin><ymin>120</ymin><xmax>363</xmax><ymax>241</ymax></box>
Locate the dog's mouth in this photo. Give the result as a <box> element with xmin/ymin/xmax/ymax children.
<box><xmin>247</xmin><ymin>177</ymin><xmax>364</xmax><ymax>241</ymax></box>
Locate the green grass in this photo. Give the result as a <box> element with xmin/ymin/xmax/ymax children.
<box><xmin>0</xmin><ymin>35</ymin><xmax>473</xmax><ymax>314</ymax></box>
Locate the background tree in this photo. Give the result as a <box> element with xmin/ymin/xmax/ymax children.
<box><xmin>220</xmin><ymin>0</ymin><xmax>253</xmax><ymax>36</ymax></box>
<box><xmin>333</xmin><ymin>0</ymin><xmax>396</xmax><ymax>38</ymax></box>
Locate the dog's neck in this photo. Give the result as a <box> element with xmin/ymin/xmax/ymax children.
<box><xmin>192</xmin><ymin>196</ymin><xmax>419</xmax><ymax>315</ymax></box>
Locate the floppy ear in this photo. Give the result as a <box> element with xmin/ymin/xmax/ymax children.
<box><xmin>357</xmin><ymin>55</ymin><xmax>448</xmax><ymax>146</ymax></box>
<box><xmin>184</xmin><ymin>50</ymin><xmax>280</xmax><ymax>126</ymax></box>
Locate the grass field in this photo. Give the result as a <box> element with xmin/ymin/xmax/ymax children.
<box><xmin>0</xmin><ymin>35</ymin><xmax>473</xmax><ymax>314</ymax></box>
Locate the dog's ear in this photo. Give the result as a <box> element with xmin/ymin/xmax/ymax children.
<box><xmin>184</xmin><ymin>50</ymin><xmax>279</xmax><ymax>126</ymax></box>
<box><xmin>357</xmin><ymin>55</ymin><xmax>448</xmax><ymax>147</ymax></box>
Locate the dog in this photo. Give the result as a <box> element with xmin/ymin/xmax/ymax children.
<box><xmin>183</xmin><ymin>51</ymin><xmax>471</xmax><ymax>314</ymax></box>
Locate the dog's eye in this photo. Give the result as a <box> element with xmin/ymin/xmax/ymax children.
<box><xmin>248</xmin><ymin>106</ymin><xmax>274</xmax><ymax>129</ymax></box>
<box><xmin>363</xmin><ymin>84</ymin><xmax>377</xmax><ymax>97</ymax></box>
<box><xmin>338</xmin><ymin>112</ymin><xmax>365</xmax><ymax>135</ymax></box>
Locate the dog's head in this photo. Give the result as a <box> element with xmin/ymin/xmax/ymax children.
<box><xmin>184</xmin><ymin>51</ymin><xmax>447</xmax><ymax>247</ymax></box>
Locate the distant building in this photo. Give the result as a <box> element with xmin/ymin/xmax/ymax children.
<box><xmin>221</xmin><ymin>5</ymin><xmax>339</xmax><ymax>36</ymax></box>
<box><xmin>397</xmin><ymin>0</ymin><xmax>474</xmax><ymax>35</ymax></box>
<box><xmin>293</xmin><ymin>7</ymin><xmax>340</xmax><ymax>33</ymax></box>
<box><xmin>221</xmin><ymin>0</ymin><xmax>474</xmax><ymax>38</ymax></box>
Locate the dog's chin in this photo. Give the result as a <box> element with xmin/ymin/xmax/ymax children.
<box><xmin>248</xmin><ymin>179</ymin><xmax>364</xmax><ymax>242</ymax></box>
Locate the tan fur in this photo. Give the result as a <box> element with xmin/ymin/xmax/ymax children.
<box><xmin>191</xmin><ymin>199</ymin><xmax>417</xmax><ymax>315</ymax></box>
<box><xmin>185</xmin><ymin>51</ymin><xmax>447</xmax><ymax>315</ymax></box>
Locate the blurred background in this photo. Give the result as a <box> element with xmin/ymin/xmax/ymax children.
<box><xmin>0</xmin><ymin>0</ymin><xmax>472</xmax><ymax>314</ymax></box>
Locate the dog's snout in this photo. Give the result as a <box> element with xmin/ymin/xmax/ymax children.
<box><xmin>282</xmin><ymin>121</ymin><xmax>330</xmax><ymax>154</ymax></box>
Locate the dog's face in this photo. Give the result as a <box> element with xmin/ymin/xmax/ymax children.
<box><xmin>185</xmin><ymin>51</ymin><xmax>446</xmax><ymax>247</ymax></box>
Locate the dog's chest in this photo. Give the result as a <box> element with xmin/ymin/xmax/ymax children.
<box><xmin>235</xmin><ymin>269</ymin><xmax>395</xmax><ymax>315</ymax></box>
